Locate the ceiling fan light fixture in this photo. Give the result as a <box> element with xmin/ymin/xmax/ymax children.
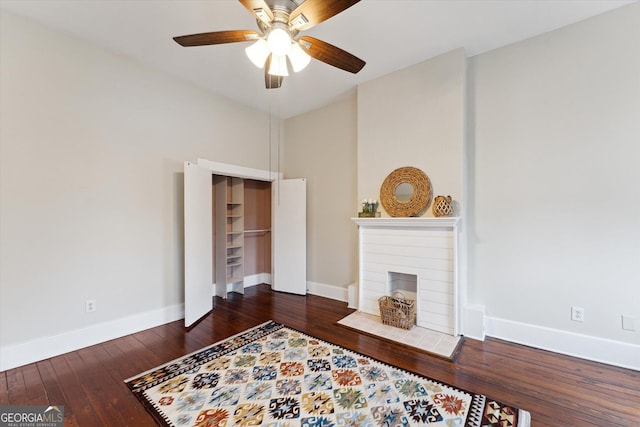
<box><xmin>245</xmin><ymin>39</ymin><xmax>270</xmax><ymax>68</ymax></box>
<box><xmin>267</xmin><ymin>27</ymin><xmax>292</xmax><ymax>56</ymax></box>
<box><xmin>287</xmin><ymin>42</ymin><xmax>311</xmax><ymax>72</ymax></box>
<box><xmin>268</xmin><ymin>54</ymin><xmax>289</xmax><ymax>77</ymax></box>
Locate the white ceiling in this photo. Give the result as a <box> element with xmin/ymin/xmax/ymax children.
<box><xmin>1</xmin><ymin>0</ymin><xmax>634</xmax><ymax>118</ymax></box>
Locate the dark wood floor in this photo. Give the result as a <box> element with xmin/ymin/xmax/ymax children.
<box><xmin>1</xmin><ymin>284</ymin><xmax>638</xmax><ymax>426</ymax></box>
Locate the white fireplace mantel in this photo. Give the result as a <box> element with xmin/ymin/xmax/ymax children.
<box><xmin>352</xmin><ymin>216</ymin><xmax>462</xmax><ymax>336</ymax></box>
<box><xmin>353</xmin><ymin>217</ymin><xmax>460</xmax><ymax>228</ymax></box>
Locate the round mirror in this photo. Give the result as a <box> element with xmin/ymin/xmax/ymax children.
<box><xmin>380</xmin><ymin>167</ymin><xmax>432</xmax><ymax>217</ymax></box>
<box><xmin>395</xmin><ymin>183</ymin><xmax>414</xmax><ymax>201</ymax></box>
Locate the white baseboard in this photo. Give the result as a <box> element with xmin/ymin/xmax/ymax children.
<box><xmin>485</xmin><ymin>316</ymin><xmax>640</xmax><ymax>371</ymax></box>
<box><xmin>215</xmin><ymin>274</ymin><xmax>272</xmax><ymax>295</ymax></box>
<box><xmin>463</xmin><ymin>304</ymin><xmax>486</xmax><ymax>340</ymax></box>
<box><xmin>244</xmin><ymin>273</ymin><xmax>272</xmax><ymax>288</ymax></box>
<box><xmin>306</xmin><ymin>281</ymin><xmax>349</xmax><ymax>302</ymax></box>
<box><xmin>0</xmin><ymin>303</ymin><xmax>184</xmax><ymax>372</ymax></box>
<box><xmin>4</xmin><ymin>292</ymin><xmax>636</xmax><ymax>372</ymax></box>
<box><xmin>347</xmin><ymin>283</ymin><xmax>358</xmax><ymax>309</ymax></box>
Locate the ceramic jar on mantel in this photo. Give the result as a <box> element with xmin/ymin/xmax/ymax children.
<box><xmin>433</xmin><ymin>195</ymin><xmax>454</xmax><ymax>217</ymax></box>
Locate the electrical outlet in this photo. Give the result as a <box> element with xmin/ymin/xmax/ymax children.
<box><xmin>85</xmin><ymin>299</ymin><xmax>96</xmax><ymax>313</ymax></box>
<box><xmin>571</xmin><ymin>306</ymin><xmax>584</xmax><ymax>322</ymax></box>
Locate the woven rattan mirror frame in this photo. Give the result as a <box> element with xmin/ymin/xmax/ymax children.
<box><xmin>380</xmin><ymin>167</ymin><xmax>432</xmax><ymax>217</ymax></box>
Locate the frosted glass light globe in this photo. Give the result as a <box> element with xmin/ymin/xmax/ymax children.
<box><xmin>245</xmin><ymin>39</ymin><xmax>270</xmax><ymax>68</ymax></box>
<box><xmin>267</xmin><ymin>28</ymin><xmax>291</xmax><ymax>56</ymax></box>
<box><xmin>288</xmin><ymin>43</ymin><xmax>311</xmax><ymax>72</ymax></box>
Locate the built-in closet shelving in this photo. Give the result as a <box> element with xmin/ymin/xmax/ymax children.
<box><xmin>214</xmin><ymin>175</ymin><xmax>244</xmax><ymax>296</ymax></box>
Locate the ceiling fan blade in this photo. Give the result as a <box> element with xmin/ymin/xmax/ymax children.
<box><xmin>173</xmin><ymin>30</ymin><xmax>259</xmax><ymax>47</ymax></box>
<box><xmin>298</xmin><ymin>36</ymin><xmax>365</xmax><ymax>74</ymax></box>
<box><xmin>289</xmin><ymin>0</ymin><xmax>360</xmax><ymax>31</ymax></box>
<box><xmin>264</xmin><ymin>55</ymin><xmax>284</xmax><ymax>89</ymax></box>
<box><xmin>238</xmin><ymin>0</ymin><xmax>274</xmax><ymax>24</ymax></box>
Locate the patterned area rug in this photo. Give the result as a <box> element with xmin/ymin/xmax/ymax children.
<box><xmin>125</xmin><ymin>321</ymin><xmax>530</xmax><ymax>426</ymax></box>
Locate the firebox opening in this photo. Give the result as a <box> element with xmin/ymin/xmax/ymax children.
<box><xmin>387</xmin><ymin>271</ymin><xmax>417</xmax><ymax>302</ymax></box>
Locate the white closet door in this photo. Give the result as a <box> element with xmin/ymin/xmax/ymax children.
<box><xmin>184</xmin><ymin>161</ymin><xmax>213</xmax><ymax>327</ymax></box>
<box><xmin>272</xmin><ymin>178</ymin><xmax>307</xmax><ymax>295</ymax></box>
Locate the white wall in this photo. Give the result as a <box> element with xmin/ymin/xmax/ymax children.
<box><xmin>357</xmin><ymin>49</ymin><xmax>466</xmax><ymax>217</ymax></box>
<box><xmin>282</xmin><ymin>48</ymin><xmax>468</xmax><ymax>303</ymax></box>
<box><xmin>283</xmin><ymin>3</ymin><xmax>639</xmax><ymax>369</ymax></box>
<box><xmin>0</xmin><ymin>11</ymin><xmax>272</xmax><ymax>370</ymax></box>
<box><xmin>468</xmin><ymin>2</ymin><xmax>640</xmax><ymax>368</ymax></box>
<box><xmin>3</xmin><ymin>2</ymin><xmax>638</xmax><ymax>372</ymax></box>
<box><xmin>284</xmin><ymin>96</ymin><xmax>358</xmax><ymax>298</ymax></box>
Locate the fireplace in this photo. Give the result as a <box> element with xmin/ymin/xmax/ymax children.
<box><xmin>353</xmin><ymin>217</ymin><xmax>461</xmax><ymax>336</ymax></box>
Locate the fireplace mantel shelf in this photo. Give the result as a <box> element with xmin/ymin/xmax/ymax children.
<box><xmin>352</xmin><ymin>217</ymin><xmax>460</xmax><ymax>228</ymax></box>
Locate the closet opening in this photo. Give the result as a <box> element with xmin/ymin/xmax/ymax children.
<box><xmin>212</xmin><ymin>175</ymin><xmax>271</xmax><ymax>298</ymax></box>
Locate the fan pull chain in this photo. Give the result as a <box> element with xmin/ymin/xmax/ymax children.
<box><xmin>269</xmin><ymin>88</ymin><xmax>272</xmax><ymax>184</ymax></box>
<box><xmin>268</xmin><ymin>87</ymin><xmax>281</xmax><ymax>205</ymax></box>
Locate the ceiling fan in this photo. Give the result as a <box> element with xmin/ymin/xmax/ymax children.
<box><xmin>173</xmin><ymin>0</ymin><xmax>366</xmax><ymax>89</ymax></box>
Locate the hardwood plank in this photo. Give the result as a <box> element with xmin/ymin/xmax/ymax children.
<box><xmin>77</xmin><ymin>344</ymin><xmax>144</xmax><ymax>424</ymax></box>
<box><xmin>454</xmin><ymin>341</ymin><xmax>634</xmax><ymax>426</ymax></box>
<box><xmin>1</xmin><ymin>285</ymin><xmax>638</xmax><ymax>426</ymax></box>
<box><xmin>5</xmin><ymin>368</ymin><xmax>27</xmax><ymax>405</ymax></box>
<box><xmin>36</xmin><ymin>359</ymin><xmax>78</xmax><ymax>425</ymax></box>
<box><xmin>8</xmin><ymin>368</ymin><xmax>44</xmax><ymax>407</ymax></box>
<box><xmin>114</xmin><ymin>334</ymin><xmax>166</xmax><ymax>374</ymax></box>
<box><xmin>48</xmin><ymin>354</ymin><xmax>102</xmax><ymax>426</ymax></box>
<box><xmin>0</xmin><ymin>371</ymin><xmax>8</xmax><ymax>406</ymax></box>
